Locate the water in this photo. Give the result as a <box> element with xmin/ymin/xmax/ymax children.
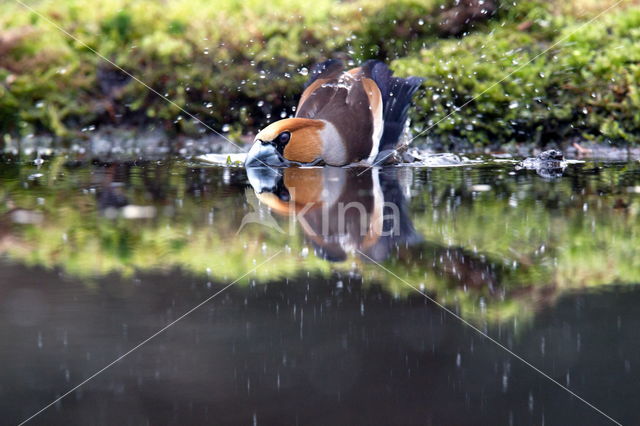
<box><xmin>0</xmin><ymin>155</ymin><xmax>639</xmax><ymax>425</ymax></box>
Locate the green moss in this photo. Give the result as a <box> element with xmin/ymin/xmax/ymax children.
<box><xmin>393</xmin><ymin>4</ymin><xmax>640</xmax><ymax>146</ymax></box>
<box><xmin>0</xmin><ymin>0</ymin><xmax>639</xmax><ymax>146</ymax></box>
<box><xmin>101</xmin><ymin>10</ymin><xmax>135</xmax><ymax>43</ymax></box>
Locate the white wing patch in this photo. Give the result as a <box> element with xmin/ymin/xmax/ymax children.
<box><xmin>320</xmin><ymin>120</ymin><xmax>347</xmax><ymax>166</ymax></box>
<box><xmin>366</xmin><ymin>88</ymin><xmax>384</xmax><ymax>164</ymax></box>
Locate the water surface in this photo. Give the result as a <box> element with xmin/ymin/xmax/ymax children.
<box><xmin>0</xmin><ymin>156</ymin><xmax>638</xmax><ymax>425</ymax></box>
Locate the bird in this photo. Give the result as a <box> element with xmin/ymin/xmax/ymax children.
<box><xmin>244</xmin><ymin>60</ymin><xmax>423</xmax><ymax>167</ymax></box>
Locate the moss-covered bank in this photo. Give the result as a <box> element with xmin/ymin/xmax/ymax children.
<box><xmin>1</xmin><ymin>0</ymin><xmax>639</xmax><ymax>147</ymax></box>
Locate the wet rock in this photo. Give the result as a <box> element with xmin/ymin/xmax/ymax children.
<box><xmin>517</xmin><ymin>150</ymin><xmax>566</xmax><ymax>178</ymax></box>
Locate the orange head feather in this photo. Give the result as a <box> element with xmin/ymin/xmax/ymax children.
<box><xmin>254</xmin><ymin>118</ymin><xmax>324</xmax><ymax>164</ymax></box>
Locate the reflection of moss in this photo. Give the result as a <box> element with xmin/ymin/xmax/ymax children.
<box><xmin>0</xmin><ymin>162</ymin><xmax>334</xmax><ymax>282</ymax></box>
<box><xmin>1</xmin><ymin>160</ymin><xmax>639</xmax><ymax>325</ymax></box>
<box><xmin>2</xmin><ymin>0</ymin><xmax>640</xmax><ymax>145</ymax></box>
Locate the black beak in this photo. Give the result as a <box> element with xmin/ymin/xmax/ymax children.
<box><xmin>245</xmin><ymin>141</ymin><xmax>289</xmax><ymax>167</ymax></box>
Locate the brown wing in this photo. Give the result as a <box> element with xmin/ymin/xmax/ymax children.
<box><xmin>296</xmin><ymin>66</ymin><xmax>375</xmax><ymax>162</ymax></box>
<box><xmin>297</xmin><ymin>61</ymin><xmax>344</xmax><ymax>113</ymax></box>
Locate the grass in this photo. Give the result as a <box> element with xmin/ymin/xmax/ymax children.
<box><xmin>1</xmin><ymin>0</ymin><xmax>640</xmax><ymax>147</ymax></box>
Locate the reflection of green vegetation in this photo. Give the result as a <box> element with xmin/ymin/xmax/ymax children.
<box><xmin>400</xmin><ymin>162</ymin><xmax>640</xmax><ymax>322</ymax></box>
<box><xmin>0</xmin><ymin>160</ymin><xmax>331</xmax><ymax>282</ymax></box>
<box><xmin>1</xmin><ymin>160</ymin><xmax>639</xmax><ymax>325</ymax></box>
<box><xmin>2</xmin><ymin>0</ymin><xmax>640</xmax><ymax>145</ymax></box>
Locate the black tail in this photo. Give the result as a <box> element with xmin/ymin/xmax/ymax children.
<box><xmin>362</xmin><ymin>60</ymin><xmax>423</xmax><ymax>158</ymax></box>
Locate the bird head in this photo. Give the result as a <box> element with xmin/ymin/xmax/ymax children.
<box><xmin>244</xmin><ymin>118</ymin><xmax>324</xmax><ymax>167</ymax></box>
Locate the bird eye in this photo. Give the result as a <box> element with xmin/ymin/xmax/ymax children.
<box><xmin>276</xmin><ymin>131</ymin><xmax>291</xmax><ymax>145</ymax></box>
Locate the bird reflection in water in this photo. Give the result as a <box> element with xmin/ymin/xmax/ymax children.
<box><xmin>246</xmin><ymin>167</ymin><xmax>421</xmax><ymax>262</ymax></box>
<box><xmin>247</xmin><ymin>166</ymin><xmax>512</xmax><ymax>298</ymax></box>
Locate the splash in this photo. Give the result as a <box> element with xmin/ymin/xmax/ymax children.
<box><xmin>399</xmin><ymin>149</ymin><xmax>482</xmax><ymax>167</ymax></box>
